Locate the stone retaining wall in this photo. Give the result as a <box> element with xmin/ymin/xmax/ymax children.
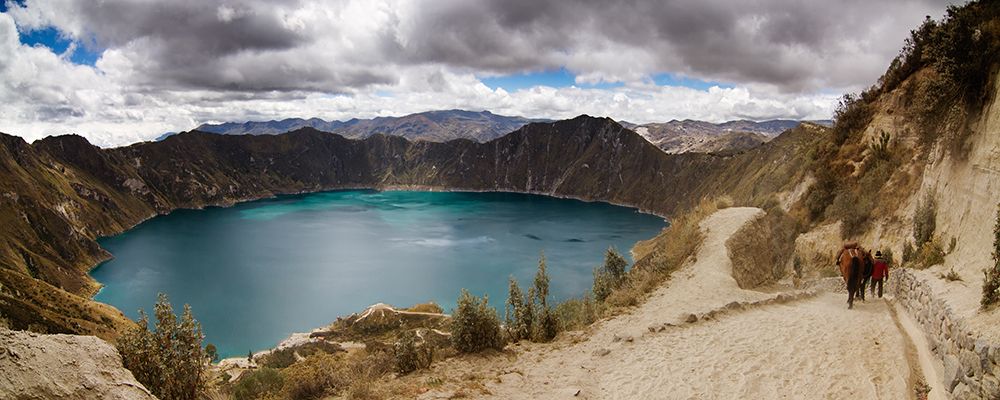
<box><xmin>890</xmin><ymin>269</ymin><xmax>1000</xmax><ymax>399</ymax></box>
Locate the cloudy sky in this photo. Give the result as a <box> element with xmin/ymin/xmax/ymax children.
<box><xmin>0</xmin><ymin>0</ymin><xmax>954</xmax><ymax>147</ymax></box>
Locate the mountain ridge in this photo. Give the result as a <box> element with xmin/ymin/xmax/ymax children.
<box><xmin>179</xmin><ymin>109</ymin><xmax>829</xmax><ymax>154</ymax></box>
<box><xmin>187</xmin><ymin>109</ymin><xmax>548</xmax><ymax>143</ymax></box>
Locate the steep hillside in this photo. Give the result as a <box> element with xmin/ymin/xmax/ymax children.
<box><xmin>781</xmin><ymin>3</ymin><xmax>1000</xmax><ymax>397</ymax></box>
<box><xmin>0</xmin><ymin>116</ymin><xmax>823</xmax><ymax>338</ymax></box>
<box><xmin>191</xmin><ymin>110</ymin><xmax>545</xmax><ymax>143</ymax></box>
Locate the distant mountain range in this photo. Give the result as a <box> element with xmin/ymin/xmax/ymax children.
<box><xmin>621</xmin><ymin>119</ymin><xmax>833</xmax><ymax>154</ymax></box>
<box><xmin>177</xmin><ymin>110</ymin><xmax>548</xmax><ymax>143</ymax></box>
<box><xmin>168</xmin><ymin>109</ymin><xmax>831</xmax><ymax>155</ymax></box>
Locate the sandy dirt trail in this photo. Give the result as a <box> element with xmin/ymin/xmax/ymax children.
<box><xmin>436</xmin><ymin>207</ymin><xmax>922</xmax><ymax>399</ymax></box>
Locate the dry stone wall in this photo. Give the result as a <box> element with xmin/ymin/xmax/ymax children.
<box><xmin>891</xmin><ymin>269</ymin><xmax>1000</xmax><ymax>399</ymax></box>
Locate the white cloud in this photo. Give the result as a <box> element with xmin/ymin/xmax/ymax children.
<box><xmin>0</xmin><ymin>0</ymin><xmax>949</xmax><ymax>147</ymax></box>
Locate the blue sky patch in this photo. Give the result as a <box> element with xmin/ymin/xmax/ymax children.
<box><xmin>652</xmin><ymin>73</ymin><xmax>733</xmax><ymax>90</ymax></box>
<box><xmin>0</xmin><ymin>1</ymin><xmax>22</xmax><ymax>13</ymax></box>
<box><xmin>480</xmin><ymin>68</ymin><xmax>732</xmax><ymax>92</ymax></box>
<box><xmin>3</xmin><ymin>6</ymin><xmax>102</xmax><ymax>65</ymax></box>
<box><xmin>480</xmin><ymin>68</ymin><xmax>623</xmax><ymax>91</ymax></box>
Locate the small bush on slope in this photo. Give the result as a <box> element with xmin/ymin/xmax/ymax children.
<box><xmin>450</xmin><ymin>289</ymin><xmax>503</xmax><ymax>353</ymax></box>
<box><xmin>913</xmin><ymin>192</ymin><xmax>938</xmax><ymax>247</ymax></box>
<box><xmin>504</xmin><ymin>276</ymin><xmax>533</xmax><ymax>342</ymax></box>
<box><xmin>118</xmin><ymin>293</ymin><xmax>206</xmax><ymax>400</ymax></box>
<box><xmin>532</xmin><ymin>255</ymin><xmax>558</xmax><ymax>342</ymax></box>
<box><xmin>914</xmin><ymin>240</ymin><xmax>945</xmax><ymax>270</ymax></box>
<box><xmin>393</xmin><ymin>330</ymin><xmax>433</xmax><ymax>375</ymax></box>
<box><xmin>280</xmin><ymin>352</ymin><xmax>345</xmax><ymax>399</ymax></box>
<box><xmin>593</xmin><ymin>247</ymin><xmax>628</xmax><ymax>302</ymax></box>
<box><xmin>554</xmin><ymin>294</ymin><xmax>596</xmax><ymax>331</ymax></box>
<box><xmin>231</xmin><ymin>368</ymin><xmax>283</xmax><ymax>400</ymax></box>
<box><xmin>982</xmin><ymin>205</ymin><xmax>1000</xmax><ymax>309</ymax></box>
<box><xmin>903</xmin><ymin>241</ymin><xmax>916</xmax><ymax>264</ymax></box>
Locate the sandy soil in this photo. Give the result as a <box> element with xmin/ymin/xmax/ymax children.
<box><xmin>413</xmin><ymin>207</ymin><xmax>927</xmax><ymax>399</ymax></box>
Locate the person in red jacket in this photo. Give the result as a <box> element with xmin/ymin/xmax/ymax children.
<box><xmin>871</xmin><ymin>251</ymin><xmax>890</xmax><ymax>298</ymax></box>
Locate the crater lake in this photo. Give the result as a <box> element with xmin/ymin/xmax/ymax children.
<box><xmin>91</xmin><ymin>190</ymin><xmax>665</xmax><ymax>357</ymax></box>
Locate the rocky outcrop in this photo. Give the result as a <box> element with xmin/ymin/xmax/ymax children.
<box><xmin>0</xmin><ymin>328</ymin><xmax>155</xmax><ymax>400</ymax></box>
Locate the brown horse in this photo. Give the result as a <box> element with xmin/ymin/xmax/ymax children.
<box><xmin>836</xmin><ymin>243</ymin><xmax>872</xmax><ymax>309</ymax></box>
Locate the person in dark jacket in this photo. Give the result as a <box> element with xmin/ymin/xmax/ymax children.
<box><xmin>871</xmin><ymin>251</ymin><xmax>889</xmax><ymax>298</ymax></box>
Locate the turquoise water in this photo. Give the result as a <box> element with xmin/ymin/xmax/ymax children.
<box><xmin>91</xmin><ymin>190</ymin><xmax>664</xmax><ymax>357</ymax></box>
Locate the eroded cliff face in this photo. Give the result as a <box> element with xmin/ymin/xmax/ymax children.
<box><xmin>0</xmin><ymin>115</ymin><xmax>823</xmax><ymax>339</ymax></box>
<box><xmin>0</xmin><ymin>328</ymin><xmax>156</xmax><ymax>399</ymax></box>
<box><xmin>905</xmin><ymin>74</ymin><xmax>1000</xmax><ymax>332</ymax></box>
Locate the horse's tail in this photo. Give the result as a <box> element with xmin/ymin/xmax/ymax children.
<box><xmin>847</xmin><ymin>257</ymin><xmax>861</xmax><ymax>292</ymax></box>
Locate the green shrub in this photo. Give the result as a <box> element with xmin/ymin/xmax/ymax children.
<box><xmin>535</xmin><ymin>306</ymin><xmax>558</xmax><ymax>343</ymax></box>
<box><xmin>902</xmin><ymin>242</ymin><xmax>916</xmax><ymax>265</ymax></box>
<box><xmin>393</xmin><ymin>331</ymin><xmax>433</xmax><ymax>375</ymax></box>
<box><xmin>882</xmin><ymin>248</ymin><xmax>896</xmax><ymax>266</ymax></box>
<box><xmin>592</xmin><ymin>268</ymin><xmax>613</xmax><ymax>303</ymax></box>
<box><xmin>450</xmin><ymin>289</ymin><xmax>503</xmax><ymax>353</ymax></box>
<box><xmin>869</xmin><ymin>131</ymin><xmax>892</xmax><ymax>161</ymax></box>
<box><xmin>232</xmin><ymin>368</ymin><xmax>283</xmax><ymax>400</ymax></box>
<box><xmin>593</xmin><ymin>248</ymin><xmax>628</xmax><ymax>302</ymax></box>
<box><xmin>531</xmin><ymin>254</ymin><xmax>559</xmax><ymax>342</ymax></box>
<box><xmin>261</xmin><ymin>348</ymin><xmax>297</xmax><ymax>369</ymax></box>
<box><xmin>504</xmin><ymin>276</ymin><xmax>533</xmax><ymax>342</ymax></box>
<box><xmin>554</xmin><ymin>295</ymin><xmax>596</xmax><ymax>331</ymax></box>
<box><xmin>205</xmin><ymin>343</ymin><xmax>218</xmax><ymax>363</ymax></box>
<box><xmin>829</xmin><ymin>190</ymin><xmax>874</xmax><ymax>239</ymax></box>
<box><xmin>940</xmin><ymin>268</ymin><xmax>962</xmax><ymax>282</ymax></box>
<box><xmin>280</xmin><ymin>352</ymin><xmax>344</xmax><ymax>399</ymax></box>
<box><xmin>913</xmin><ymin>193</ymin><xmax>937</xmax><ymax>246</ymax></box>
<box><xmin>117</xmin><ymin>293</ymin><xmax>206</xmax><ymax>400</ymax></box>
<box><xmin>982</xmin><ymin>204</ymin><xmax>1000</xmax><ymax>309</ymax></box>
<box><xmin>915</xmin><ymin>240</ymin><xmax>945</xmax><ymax>269</ymax></box>
<box><xmin>533</xmin><ymin>254</ymin><xmax>550</xmax><ymax>308</ymax></box>
<box><xmin>603</xmin><ymin>247</ymin><xmax>627</xmax><ymax>286</ymax></box>
<box><xmin>928</xmin><ymin>2</ymin><xmax>1000</xmax><ymax>105</ymax></box>
<box><xmin>832</xmin><ymin>93</ymin><xmax>875</xmax><ymax>145</ymax></box>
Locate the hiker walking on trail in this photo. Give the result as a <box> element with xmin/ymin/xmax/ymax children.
<box><xmin>871</xmin><ymin>251</ymin><xmax>889</xmax><ymax>298</ymax></box>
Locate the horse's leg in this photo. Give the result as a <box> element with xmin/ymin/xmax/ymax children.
<box><xmin>847</xmin><ymin>283</ymin><xmax>855</xmax><ymax>309</ymax></box>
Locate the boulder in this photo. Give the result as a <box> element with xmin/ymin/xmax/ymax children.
<box><xmin>960</xmin><ymin>349</ymin><xmax>983</xmax><ymax>378</ymax></box>
<box><xmin>981</xmin><ymin>374</ymin><xmax>1000</xmax><ymax>400</ymax></box>
<box><xmin>945</xmin><ymin>354</ymin><xmax>964</xmax><ymax>391</ymax></box>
